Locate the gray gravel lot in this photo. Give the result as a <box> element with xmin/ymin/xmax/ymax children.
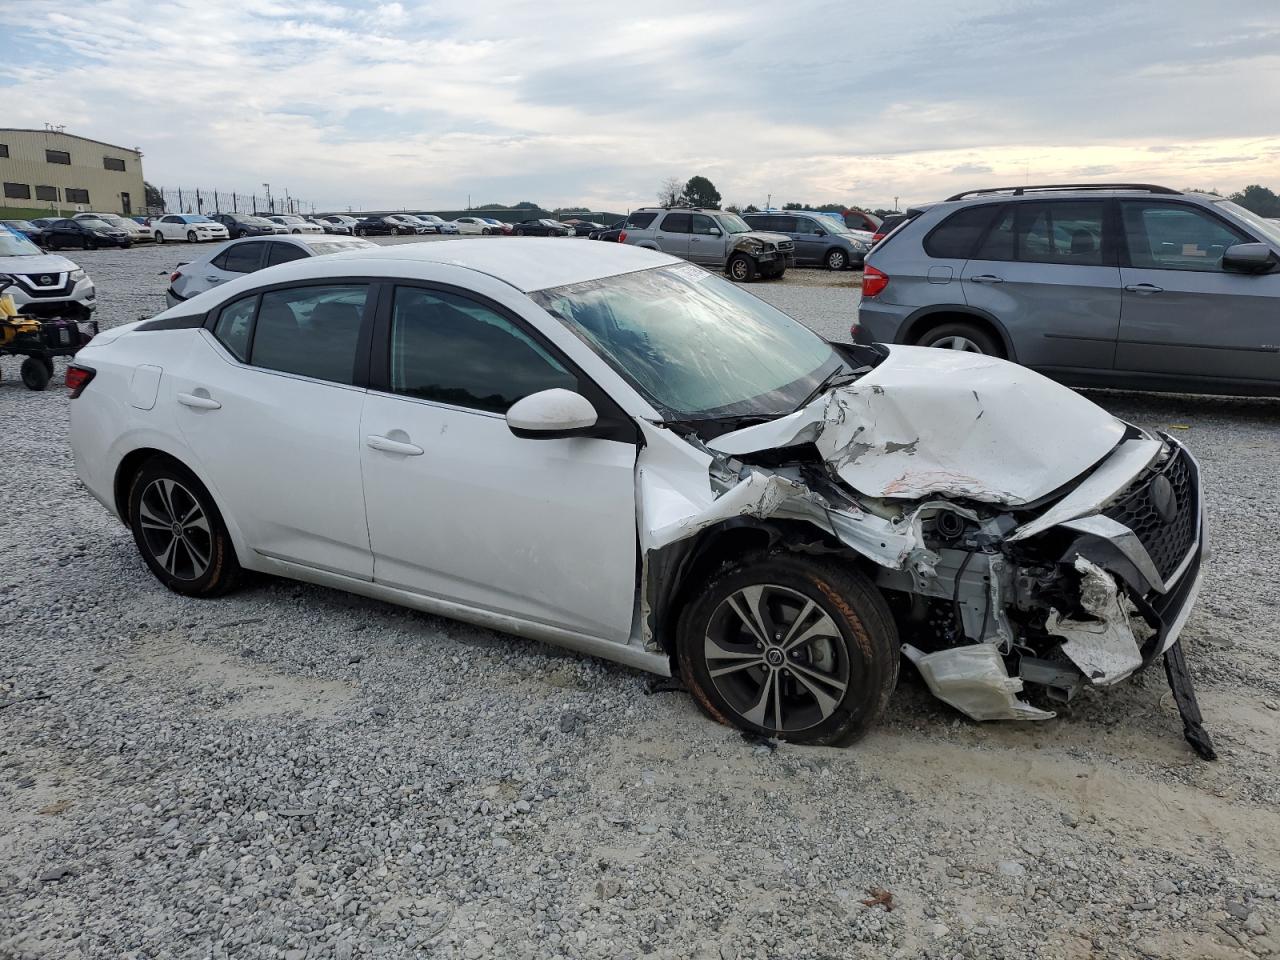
<box><xmin>2</xmin><ymin>238</ymin><xmax>1278</xmax><ymax>959</ymax></box>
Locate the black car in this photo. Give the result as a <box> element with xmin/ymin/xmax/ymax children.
<box><xmin>562</xmin><ymin>219</ymin><xmax>603</xmax><ymax>237</ymax></box>
<box><xmin>1</xmin><ymin>219</ymin><xmax>44</xmax><ymax>244</ymax></box>
<box><xmin>590</xmin><ymin>220</ymin><xmax>626</xmax><ymax>242</ymax></box>
<box><xmin>512</xmin><ymin>218</ymin><xmax>569</xmax><ymax>237</ymax></box>
<box><xmin>212</xmin><ymin>213</ymin><xmax>277</xmax><ymax>239</ymax></box>
<box><xmin>40</xmin><ymin>217</ymin><xmax>131</xmax><ymax>250</ymax></box>
<box><xmin>354</xmin><ymin>216</ymin><xmax>412</xmax><ymax>237</ymax></box>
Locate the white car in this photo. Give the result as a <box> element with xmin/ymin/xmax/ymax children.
<box><xmin>152</xmin><ymin>215</ymin><xmax>230</xmax><ymax>244</ymax></box>
<box><xmin>66</xmin><ymin>241</ymin><xmax>1213</xmax><ymax>756</ymax></box>
<box><xmin>164</xmin><ymin>234</ymin><xmax>375</xmax><ymax>306</ymax></box>
<box><xmin>449</xmin><ymin>217</ymin><xmax>494</xmax><ymax>235</ymax></box>
<box><xmin>268</xmin><ymin>215</ymin><xmax>324</xmax><ymax>235</ymax></box>
<box><xmin>319</xmin><ymin>215</ymin><xmax>360</xmax><ymax>235</ymax></box>
<box><xmin>0</xmin><ymin>224</ymin><xmax>96</xmax><ymax>319</ymax></box>
<box><xmin>75</xmin><ymin>212</ymin><xmax>153</xmax><ymax>243</ymax></box>
<box><xmin>411</xmin><ymin>214</ymin><xmax>452</xmax><ymax>234</ymax></box>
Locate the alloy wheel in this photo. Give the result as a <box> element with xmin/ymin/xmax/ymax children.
<box><xmin>828</xmin><ymin>250</ymin><xmax>846</xmax><ymax>270</ymax></box>
<box><xmin>137</xmin><ymin>478</ymin><xmax>212</xmax><ymax>581</ymax></box>
<box><xmin>929</xmin><ymin>335</ymin><xmax>984</xmax><ymax>352</ymax></box>
<box><xmin>730</xmin><ymin>259</ymin><xmax>749</xmax><ymax>281</ymax></box>
<box><xmin>703</xmin><ymin>583</ymin><xmax>850</xmax><ymax>733</ymax></box>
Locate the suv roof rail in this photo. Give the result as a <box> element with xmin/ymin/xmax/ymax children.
<box><xmin>944</xmin><ymin>183</ymin><xmax>1181</xmax><ymax>201</ymax></box>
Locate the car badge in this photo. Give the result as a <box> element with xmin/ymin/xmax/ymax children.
<box><xmin>1150</xmin><ymin>474</ymin><xmax>1178</xmax><ymax>526</ymax></box>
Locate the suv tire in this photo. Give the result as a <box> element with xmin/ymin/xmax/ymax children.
<box><xmin>677</xmin><ymin>553</ymin><xmax>899</xmax><ymax>746</ymax></box>
<box><xmin>728</xmin><ymin>254</ymin><xmax>757</xmax><ymax>282</ymax></box>
<box><xmin>918</xmin><ymin>320</ymin><xmax>1002</xmax><ymax>356</ymax></box>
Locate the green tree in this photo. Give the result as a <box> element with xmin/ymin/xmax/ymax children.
<box><xmin>144</xmin><ymin>181</ymin><xmax>164</xmax><ymax>211</ymax></box>
<box><xmin>1229</xmin><ymin>184</ymin><xmax>1280</xmax><ymax>217</ymax></box>
<box><xmin>512</xmin><ymin>201</ymin><xmax>542</xmax><ymax>210</ymax></box>
<box><xmin>781</xmin><ymin>201</ymin><xmax>805</xmax><ymax>210</ymax></box>
<box><xmin>743</xmin><ymin>203</ymin><xmax>760</xmax><ymax>213</ymax></box>
<box><xmin>682</xmin><ymin>175</ymin><xmax>721</xmax><ymax>208</ymax></box>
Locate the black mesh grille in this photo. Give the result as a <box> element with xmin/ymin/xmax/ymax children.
<box><xmin>1103</xmin><ymin>447</ymin><xmax>1198</xmax><ymax>583</ymax></box>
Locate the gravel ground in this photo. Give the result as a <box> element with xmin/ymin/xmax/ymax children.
<box><xmin>2</xmin><ymin>239</ymin><xmax>1278</xmax><ymax>960</ymax></box>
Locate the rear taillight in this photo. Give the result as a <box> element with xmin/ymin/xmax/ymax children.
<box><xmin>66</xmin><ymin>364</ymin><xmax>95</xmax><ymax>398</ymax></box>
<box><xmin>871</xmin><ymin>232</ymin><xmax>885</xmax><ymax>244</ymax></box>
<box><xmin>618</xmin><ymin>230</ymin><xmax>627</xmax><ymax>244</ymax></box>
<box><xmin>169</xmin><ymin>270</ymin><xmax>182</xmax><ymax>283</ymax></box>
<box><xmin>862</xmin><ymin>265</ymin><xmax>889</xmax><ymax>299</ymax></box>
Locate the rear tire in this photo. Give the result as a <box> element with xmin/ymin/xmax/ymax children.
<box><xmin>154</xmin><ymin>231</ymin><xmax>165</xmax><ymax>243</ymax></box>
<box><xmin>127</xmin><ymin>457</ymin><xmax>241</xmax><ymax>597</ymax></box>
<box><xmin>677</xmin><ymin>554</ymin><xmax>899</xmax><ymax>746</ymax></box>
<box><xmin>727</xmin><ymin>254</ymin><xmax>757</xmax><ymax>282</ymax></box>
<box><xmin>20</xmin><ymin>357</ymin><xmax>51</xmax><ymax>391</ymax></box>
<box><xmin>917</xmin><ymin>321</ymin><xmax>1002</xmax><ymax>356</ymax></box>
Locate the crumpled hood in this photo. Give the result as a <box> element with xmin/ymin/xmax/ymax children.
<box><xmin>709</xmin><ymin>346</ymin><xmax>1126</xmax><ymax>506</ymax></box>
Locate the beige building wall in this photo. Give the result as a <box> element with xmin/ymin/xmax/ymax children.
<box><xmin>0</xmin><ymin>128</ymin><xmax>146</xmax><ymax>217</ymax></box>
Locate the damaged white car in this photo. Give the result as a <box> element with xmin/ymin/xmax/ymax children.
<box><xmin>67</xmin><ymin>240</ymin><xmax>1214</xmax><ymax>758</ymax></box>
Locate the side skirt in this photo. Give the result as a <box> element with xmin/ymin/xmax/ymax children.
<box><xmin>251</xmin><ymin>554</ymin><xmax>673</xmax><ymax>678</ymax></box>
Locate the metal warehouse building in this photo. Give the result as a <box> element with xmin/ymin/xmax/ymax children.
<box><xmin>0</xmin><ymin>128</ymin><xmax>146</xmax><ymax>217</ymax></box>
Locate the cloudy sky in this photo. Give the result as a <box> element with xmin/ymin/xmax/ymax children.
<box><xmin>3</xmin><ymin>0</ymin><xmax>1278</xmax><ymax>213</ymax></box>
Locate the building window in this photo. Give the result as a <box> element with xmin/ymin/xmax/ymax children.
<box><xmin>3</xmin><ymin>182</ymin><xmax>32</xmax><ymax>200</ymax></box>
<box><xmin>0</xmin><ymin>144</ymin><xmax>9</xmax><ymax>158</ymax></box>
<box><xmin>103</xmin><ymin>156</ymin><xmax>126</xmax><ymax>172</ymax></box>
<box><xmin>65</xmin><ymin>188</ymin><xmax>90</xmax><ymax>204</ymax></box>
<box><xmin>35</xmin><ymin>185</ymin><xmax>59</xmax><ymax>202</ymax></box>
<box><xmin>46</xmin><ymin>149</ymin><xmax>72</xmax><ymax>165</ymax></box>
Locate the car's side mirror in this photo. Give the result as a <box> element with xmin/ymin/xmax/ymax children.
<box><xmin>814</xmin><ymin>229</ymin><xmax>826</xmax><ymax>237</ymax></box>
<box><xmin>1222</xmin><ymin>242</ymin><xmax>1275</xmax><ymax>273</ymax></box>
<box><xmin>709</xmin><ymin>227</ymin><xmax>722</xmax><ymax>236</ymax></box>
<box><xmin>507</xmin><ymin>388</ymin><xmax>598</xmax><ymax>439</ymax></box>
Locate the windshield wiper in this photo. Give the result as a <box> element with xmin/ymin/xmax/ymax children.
<box><xmin>796</xmin><ymin>367</ymin><xmax>859</xmax><ymax>411</ymax></box>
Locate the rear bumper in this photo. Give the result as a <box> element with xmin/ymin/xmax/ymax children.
<box><xmin>854</xmin><ymin>299</ymin><xmax>912</xmax><ymax>344</ymax></box>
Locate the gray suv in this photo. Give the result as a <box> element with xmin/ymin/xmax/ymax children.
<box><xmin>742</xmin><ymin>210</ymin><xmax>871</xmax><ymax>270</ymax></box>
<box><xmin>856</xmin><ymin>183</ymin><xmax>1280</xmax><ymax>396</ymax></box>
<box><xmin>621</xmin><ymin>208</ymin><xmax>795</xmax><ymax>281</ymax></box>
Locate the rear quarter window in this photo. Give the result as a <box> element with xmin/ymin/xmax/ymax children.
<box><xmin>923</xmin><ymin>205</ymin><xmax>1002</xmax><ymax>259</ymax></box>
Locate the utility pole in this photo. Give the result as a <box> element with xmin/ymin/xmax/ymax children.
<box><xmin>263</xmin><ymin>183</ymin><xmax>271</xmax><ymax>214</ymax></box>
<box><xmin>894</xmin><ymin>196</ymin><xmax>899</xmax><ymax>212</ymax></box>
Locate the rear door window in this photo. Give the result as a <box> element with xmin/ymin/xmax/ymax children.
<box><xmin>214</xmin><ymin>242</ymin><xmax>264</xmax><ymax>273</ymax></box>
<box><xmin>974</xmin><ymin>201</ymin><xmax>1106</xmax><ymax>266</ymax></box>
<box><xmin>1120</xmin><ymin>202</ymin><xmax>1247</xmax><ymax>272</ymax></box>
<box><xmin>250</xmin><ymin>284</ymin><xmax>369</xmax><ymax>384</ymax></box>
<box><xmin>660</xmin><ymin>213</ymin><xmax>692</xmax><ymax>233</ymax></box>
<box><xmin>924</xmin><ymin>205</ymin><xmax>1003</xmax><ymax>259</ymax></box>
<box><xmin>266</xmin><ymin>242</ymin><xmax>309</xmax><ymax>267</ymax></box>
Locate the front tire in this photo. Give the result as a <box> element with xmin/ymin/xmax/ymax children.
<box><xmin>727</xmin><ymin>254</ymin><xmax>757</xmax><ymax>282</ymax></box>
<box><xmin>186</xmin><ymin>230</ymin><xmax>197</xmax><ymax>242</ymax></box>
<box><xmin>677</xmin><ymin>554</ymin><xmax>899</xmax><ymax>746</ymax></box>
<box><xmin>825</xmin><ymin>248</ymin><xmax>848</xmax><ymax>270</ymax></box>
<box><xmin>918</xmin><ymin>321</ymin><xmax>1001</xmax><ymax>356</ymax></box>
<box><xmin>127</xmin><ymin>457</ymin><xmax>240</xmax><ymax>597</ymax></box>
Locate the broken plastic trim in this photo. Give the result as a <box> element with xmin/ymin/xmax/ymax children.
<box><xmin>902</xmin><ymin>643</ymin><xmax>1054</xmax><ymax>721</ymax></box>
<box><xmin>1045</xmin><ymin>557</ymin><xmax>1146</xmax><ymax>686</ymax></box>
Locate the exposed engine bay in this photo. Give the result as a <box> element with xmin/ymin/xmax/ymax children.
<box><xmin>636</xmin><ymin>344</ymin><xmax>1215</xmax><ymax>759</ymax></box>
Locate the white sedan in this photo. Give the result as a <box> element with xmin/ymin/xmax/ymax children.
<box><xmin>449</xmin><ymin>216</ymin><xmax>495</xmax><ymax>235</ymax></box>
<box><xmin>66</xmin><ymin>241</ymin><xmax>1212</xmax><ymax>754</ymax></box>
<box><xmin>268</xmin><ymin>215</ymin><xmax>324</xmax><ymax>235</ymax></box>
<box><xmin>164</xmin><ymin>233</ymin><xmax>374</xmax><ymax>306</ymax></box>
<box><xmin>152</xmin><ymin>215</ymin><xmax>230</xmax><ymax>243</ymax></box>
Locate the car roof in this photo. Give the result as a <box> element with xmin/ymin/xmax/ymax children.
<box><xmin>326</xmin><ymin>237</ymin><xmax>680</xmax><ymax>292</ymax></box>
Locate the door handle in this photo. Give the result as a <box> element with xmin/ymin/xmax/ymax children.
<box><xmin>366</xmin><ymin>435</ymin><xmax>424</xmax><ymax>456</ymax></box>
<box><xmin>969</xmin><ymin>274</ymin><xmax>1004</xmax><ymax>284</ymax></box>
<box><xmin>1124</xmin><ymin>283</ymin><xmax>1164</xmax><ymax>294</ymax></box>
<box><xmin>177</xmin><ymin>392</ymin><xmax>221</xmax><ymax>410</ymax></box>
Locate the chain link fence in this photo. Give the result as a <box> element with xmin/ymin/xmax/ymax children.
<box><xmin>148</xmin><ymin>187</ymin><xmax>314</xmax><ymax>217</ymax></box>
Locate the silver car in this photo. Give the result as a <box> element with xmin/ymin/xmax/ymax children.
<box><xmin>856</xmin><ymin>183</ymin><xmax>1280</xmax><ymax>396</ymax></box>
<box><xmin>165</xmin><ymin>234</ymin><xmax>373</xmax><ymax>306</ymax></box>
<box><xmin>622</xmin><ymin>207</ymin><xmax>795</xmax><ymax>281</ymax></box>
